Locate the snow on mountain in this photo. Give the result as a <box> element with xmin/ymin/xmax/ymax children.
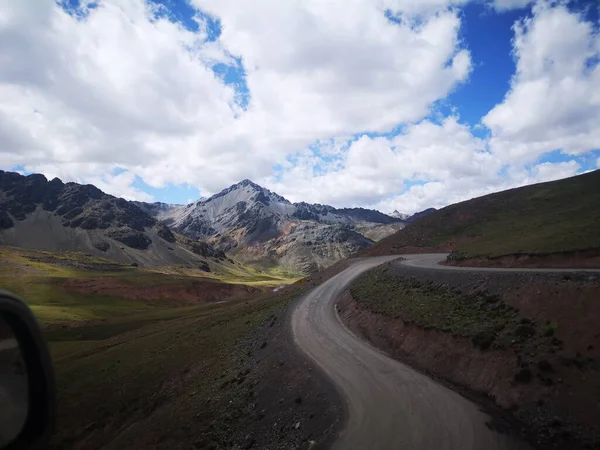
<box><xmin>390</xmin><ymin>210</ymin><xmax>411</xmax><ymax>220</ymax></box>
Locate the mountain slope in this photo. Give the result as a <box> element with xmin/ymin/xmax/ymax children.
<box><xmin>0</xmin><ymin>170</ymin><xmax>225</xmax><ymax>268</ymax></box>
<box><xmin>389</xmin><ymin>208</ymin><xmax>436</xmax><ymax>222</ymax></box>
<box><xmin>405</xmin><ymin>207</ymin><xmax>437</xmax><ymax>222</ymax></box>
<box><xmin>142</xmin><ymin>179</ymin><xmax>399</xmax><ymax>273</ymax></box>
<box><xmin>364</xmin><ymin>170</ymin><xmax>600</xmax><ymax>262</ymax></box>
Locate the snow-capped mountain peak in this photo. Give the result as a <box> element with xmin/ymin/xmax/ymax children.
<box><xmin>390</xmin><ymin>210</ymin><xmax>410</xmax><ymax>220</ymax></box>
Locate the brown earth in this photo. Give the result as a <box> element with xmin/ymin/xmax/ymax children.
<box><xmin>224</xmin><ymin>291</ymin><xmax>343</xmax><ymax>450</ymax></box>
<box><xmin>47</xmin><ymin>287</ymin><xmax>344</xmax><ymax>450</ymax></box>
<box><xmin>338</xmin><ymin>291</ymin><xmax>532</xmax><ymax>409</ymax></box>
<box><xmin>446</xmin><ymin>249</ymin><xmax>600</xmax><ymax>269</ymax></box>
<box><xmin>63</xmin><ymin>277</ymin><xmax>259</xmax><ymax>306</ymax></box>
<box><xmin>339</xmin><ymin>262</ymin><xmax>600</xmax><ymax>449</ymax></box>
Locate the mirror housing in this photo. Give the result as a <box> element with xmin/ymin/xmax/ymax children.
<box><xmin>0</xmin><ymin>291</ymin><xmax>55</xmax><ymax>450</ymax></box>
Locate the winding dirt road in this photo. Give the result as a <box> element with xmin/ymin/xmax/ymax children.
<box><xmin>291</xmin><ymin>254</ymin><xmax>537</xmax><ymax>450</ymax></box>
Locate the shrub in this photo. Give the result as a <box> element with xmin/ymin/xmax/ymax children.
<box><xmin>472</xmin><ymin>330</ymin><xmax>496</xmax><ymax>350</ymax></box>
<box><xmin>515</xmin><ymin>324</ymin><xmax>536</xmax><ymax>338</ymax></box>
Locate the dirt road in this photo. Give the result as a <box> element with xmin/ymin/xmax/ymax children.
<box><xmin>402</xmin><ymin>253</ymin><xmax>600</xmax><ymax>273</ymax></box>
<box><xmin>291</xmin><ymin>254</ymin><xmax>536</xmax><ymax>450</ymax></box>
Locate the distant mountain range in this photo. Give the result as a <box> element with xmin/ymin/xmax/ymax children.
<box><xmin>0</xmin><ymin>170</ymin><xmax>433</xmax><ymax>273</ymax></box>
<box><xmin>134</xmin><ymin>179</ymin><xmax>408</xmax><ymax>272</ymax></box>
<box><xmin>0</xmin><ymin>170</ymin><xmax>229</xmax><ymax>269</ymax></box>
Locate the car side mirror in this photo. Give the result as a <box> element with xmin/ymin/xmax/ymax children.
<box><xmin>0</xmin><ymin>292</ymin><xmax>54</xmax><ymax>450</ymax></box>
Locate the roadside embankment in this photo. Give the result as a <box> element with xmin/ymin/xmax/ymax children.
<box><xmin>339</xmin><ymin>262</ymin><xmax>600</xmax><ymax>449</ymax></box>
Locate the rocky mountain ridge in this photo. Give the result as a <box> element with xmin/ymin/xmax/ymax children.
<box><xmin>136</xmin><ymin>179</ymin><xmax>406</xmax><ymax>272</ymax></box>
<box><xmin>1</xmin><ymin>171</ymin><xmax>419</xmax><ymax>273</ymax></box>
<box><xmin>390</xmin><ymin>208</ymin><xmax>437</xmax><ymax>222</ymax></box>
<box><xmin>0</xmin><ymin>170</ymin><xmax>224</xmax><ymax>268</ymax></box>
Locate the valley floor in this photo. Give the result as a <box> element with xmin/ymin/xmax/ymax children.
<box><xmin>1</xmin><ymin>246</ymin><xmax>342</xmax><ymax>449</ymax></box>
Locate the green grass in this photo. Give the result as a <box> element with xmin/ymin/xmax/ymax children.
<box><xmin>49</xmin><ymin>290</ymin><xmax>301</xmax><ymax>449</ymax></box>
<box><xmin>0</xmin><ymin>246</ymin><xmax>304</xmax><ymax>448</ymax></box>
<box><xmin>141</xmin><ymin>255</ymin><xmax>301</xmax><ymax>287</ymax></box>
<box><xmin>0</xmin><ymin>246</ymin><xmax>298</xmax><ymax>327</ymax></box>
<box><xmin>369</xmin><ymin>170</ymin><xmax>600</xmax><ymax>258</ymax></box>
<box><xmin>0</xmin><ymin>271</ymin><xmax>172</xmax><ymax>326</ymax></box>
<box><xmin>350</xmin><ymin>267</ymin><xmax>552</xmax><ymax>351</ymax></box>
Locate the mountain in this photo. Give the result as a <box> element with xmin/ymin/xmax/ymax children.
<box><xmin>364</xmin><ymin>170</ymin><xmax>600</xmax><ymax>263</ymax></box>
<box><xmin>0</xmin><ymin>170</ymin><xmax>226</xmax><ymax>268</ymax></box>
<box><xmin>0</xmin><ymin>172</ymin><xmax>406</xmax><ymax>274</ymax></box>
<box><xmin>406</xmin><ymin>207</ymin><xmax>437</xmax><ymax>222</ymax></box>
<box><xmin>390</xmin><ymin>208</ymin><xmax>436</xmax><ymax>222</ymax></box>
<box><xmin>390</xmin><ymin>210</ymin><xmax>410</xmax><ymax>220</ymax></box>
<box><xmin>406</xmin><ymin>208</ymin><xmax>437</xmax><ymax>223</ymax></box>
<box><xmin>142</xmin><ymin>179</ymin><xmax>402</xmax><ymax>273</ymax></box>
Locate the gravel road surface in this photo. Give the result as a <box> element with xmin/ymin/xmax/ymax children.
<box><xmin>291</xmin><ymin>254</ymin><xmax>539</xmax><ymax>450</ymax></box>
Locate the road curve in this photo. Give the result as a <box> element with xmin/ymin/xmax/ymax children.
<box><xmin>291</xmin><ymin>254</ymin><xmax>532</xmax><ymax>450</ymax></box>
<box><xmin>401</xmin><ymin>253</ymin><xmax>600</xmax><ymax>273</ymax></box>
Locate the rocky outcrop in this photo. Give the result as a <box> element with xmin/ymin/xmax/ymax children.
<box><xmin>0</xmin><ymin>170</ymin><xmax>225</xmax><ymax>267</ymax></box>
<box><xmin>106</xmin><ymin>228</ymin><xmax>152</xmax><ymax>250</ymax></box>
<box><xmin>0</xmin><ymin>171</ymin><xmax>155</xmax><ymax>234</ymax></box>
<box><xmin>155</xmin><ymin>223</ymin><xmax>176</xmax><ymax>243</ymax></box>
<box><xmin>188</xmin><ymin>241</ymin><xmax>226</xmax><ymax>259</ymax></box>
<box><xmin>0</xmin><ymin>210</ymin><xmax>13</xmax><ymax>229</ymax></box>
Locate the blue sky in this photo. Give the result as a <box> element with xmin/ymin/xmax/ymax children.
<box><xmin>2</xmin><ymin>0</ymin><xmax>599</xmax><ymax>212</ymax></box>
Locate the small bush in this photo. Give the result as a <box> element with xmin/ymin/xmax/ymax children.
<box><xmin>472</xmin><ymin>330</ymin><xmax>496</xmax><ymax>350</ymax></box>
<box><xmin>515</xmin><ymin>324</ymin><xmax>536</xmax><ymax>338</ymax></box>
<box><xmin>542</xmin><ymin>321</ymin><xmax>557</xmax><ymax>337</ymax></box>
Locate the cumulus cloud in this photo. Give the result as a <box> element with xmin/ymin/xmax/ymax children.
<box><xmin>483</xmin><ymin>2</ymin><xmax>600</xmax><ymax>164</ymax></box>
<box><xmin>0</xmin><ymin>0</ymin><xmax>471</xmax><ymax>197</ymax></box>
<box><xmin>195</xmin><ymin>0</ymin><xmax>471</xmax><ymax>135</ymax></box>
<box><xmin>376</xmin><ymin>159</ymin><xmax>581</xmax><ymax>213</ymax></box>
<box><xmin>265</xmin><ymin>117</ymin><xmax>498</xmax><ymax>209</ymax></box>
<box><xmin>0</xmin><ymin>0</ymin><xmax>597</xmax><ymax>215</ymax></box>
<box><xmin>267</xmin><ymin>0</ymin><xmax>600</xmax><ymax>215</ymax></box>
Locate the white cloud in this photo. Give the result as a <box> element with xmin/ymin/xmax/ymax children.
<box><xmin>483</xmin><ymin>2</ymin><xmax>600</xmax><ymax>164</ymax></box>
<box><xmin>265</xmin><ymin>117</ymin><xmax>500</xmax><ymax>210</ymax></box>
<box><xmin>0</xmin><ymin>0</ymin><xmax>597</xmax><ymax>217</ymax></box>
<box><xmin>527</xmin><ymin>160</ymin><xmax>580</xmax><ymax>183</ymax></box>
<box><xmin>85</xmin><ymin>171</ymin><xmax>155</xmax><ymax>202</ymax></box>
<box><xmin>24</xmin><ymin>161</ymin><xmax>154</xmax><ymax>202</ymax></box>
<box><xmin>0</xmin><ymin>0</ymin><xmax>471</xmax><ymax>198</ymax></box>
<box><xmin>0</xmin><ymin>0</ymin><xmax>241</xmax><ymax>185</ymax></box>
<box><xmin>376</xmin><ymin>159</ymin><xmax>581</xmax><ymax>213</ymax></box>
<box><xmin>492</xmin><ymin>0</ymin><xmax>532</xmax><ymax>11</ymax></box>
<box><xmin>195</xmin><ymin>0</ymin><xmax>471</xmax><ymax>135</ymax></box>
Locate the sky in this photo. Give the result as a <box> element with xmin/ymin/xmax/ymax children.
<box><xmin>1</xmin><ymin>0</ymin><xmax>599</xmax><ymax>214</ymax></box>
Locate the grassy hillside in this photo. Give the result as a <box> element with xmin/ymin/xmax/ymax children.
<box><xmin>0</xmin><ymin>245</ymin><xmax>307</xmax><ymax>448</ymax></box>
<box><xmin>0</xmin><ymin>246</ymin><xmax>296</xmax><ymax>327</ymax></box>
<box><xmin>365</xmin><ymin>170</ymin><xmax>600</xmax><ymax>259</ymax></box>
<box><xmin>48</xmin><ymin>291</ymin><xmax>300</xmax><ymax>449</ymax></box>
